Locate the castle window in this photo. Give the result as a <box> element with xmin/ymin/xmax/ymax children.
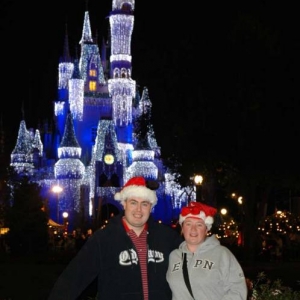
<box><xmin>114</xmin><ymin>68</ymin><xmax>120</xmax><ymax>78</ymax></box>
<box><xmin>111</xmin><ymin>174</ymin><xmax>120</xmax><ymax>187</ymax></box>
<box><xmin>90</xmin><ymin>69</ymin><xmax>96</xmax><ymax>77</ymax></box>
<box><xmin>121</xmin><ymin>68</ymin><xmax>127</xmax><ymax>78</ymax></box>
<box><xmin>89</xmin><ymin>81</ymin><xmax>97</xmax><ymax>91</ymax></box>
<box><xmin>99</xmin><ymin>173</ymin><xmax>108</xmax><ymax>187</ymax></box>
<box><xmin>121</xmin><ymin>3</ymin><xmax>132</xmax><ymax>12</ymax></box>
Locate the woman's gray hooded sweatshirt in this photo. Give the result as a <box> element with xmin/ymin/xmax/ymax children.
<box><xmin>166</xmin><ymin>234</ymin><xmax>247</xmax><ymax>300</ymax></box>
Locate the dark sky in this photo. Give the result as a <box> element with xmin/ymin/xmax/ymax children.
<box><xmin>1</xmin><ymin>0</ymin><xmax>300</xmax><ymax>180</ymax></box>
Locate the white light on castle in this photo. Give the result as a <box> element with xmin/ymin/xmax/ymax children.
<box><xmin>69</xmin><ymin>79</ymin><xmax>84</xmax><ymax>120</ymax></box>
<box><xmin>58</xmin><ymin>62</ymin><xmax>74</xmax><ymax>89</ymax></box>
<box><xmin>110</xmin><ymin>15</ymin><xmax>134</xmax><ymax>56</ymax></box>
<box><xmin>58</xmin><ymin>147</ymin><xmax>82</xmax><ymax>159</ymax></box>
<box><xmin>55</xmin><ymin>101</ymin><xmax>65</xmax><ymax>116</ymax></box>
<box><xmin>79</xmin><ymin>11</ymin><xmax>93</xmax><ymax>44</ymax></box>
<box><xmin>32</xmin><ymin>129</ymin><xmax>43</xmax><ymax>156</ymax></box>
<box><xmin>132</xmin><ymin>150</ymin><xmax>154</xmax><ymax>161</ymax></box>
<box><xmin>127</xmin><ymin>161</ymin><xmax>158</xmax><ymax>180</ymax></box>
<box><xmin>112</xmin><ymin>0</ymin><xmax>135</xmax><ymax>10</ymax></box>
<box><xmin>108</xmin><ymin>78</ymin><xmax>136</xmax><ymax>125</ymax></box>
<box><xmin>54</xmin><ymin>158</ymin><xmax>85</xmax><ymax>179</ymax></box>
<box><xmin>110</xmin><ymin>54</ymin><xmax>132</xmax><ymax>62</ymax></box>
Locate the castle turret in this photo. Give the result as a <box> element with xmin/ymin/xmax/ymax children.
<box><xmin>55</xmin><ymin>24</ymin><xmax>74</xmax><ymax>144</ymax></box>
<box><xmin>108</xmin><ymin>0</ymin><xmax>136</xmax><ymax>129</ymax></box>
<box><xmin>54</xmin><ymin>112</ymin><xmax>85</xmax><ymax>227</ymax></box>
<box><xmin>10</xmin><ymin>120</ymin><xmax>35</xmax><ymax>174</ymax></box>
<box><xmin>69</xmin><ymin>59</ymin><xmax>84</xmax><ymax>121</ymax></box>
<box><xmin>79</xmin><ymin>11</ymin><xmax>105</xmax><ymax>85</ymax></box>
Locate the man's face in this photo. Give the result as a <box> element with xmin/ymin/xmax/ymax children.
<box><xmin>182</xmin><ymin>217</ymin><xmax>207</xmax><ymax>246</ymax></box>
<box><xmin>123</xmin><ymin>197</ymin><xmax>152</xmax><ymax>231</ymax></box>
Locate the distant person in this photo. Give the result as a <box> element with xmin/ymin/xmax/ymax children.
<box><xmin>167</xmin><ymin>201</ymin><xmax>247</xmax><ymax>300</ymax></box>
<box><xmin>48</xmin><ymin>176</ymin><xmax>183</xmax><ymax>300</ymax></box>
<box><xmin>86</xmin><ymin>228</ymin><xmax>93</xmax><ymax>239</ymax></box>
<box><xmin>74</xmin><ymin>229</ymin><xmax>86</xmax><ymax>252</ymax></box>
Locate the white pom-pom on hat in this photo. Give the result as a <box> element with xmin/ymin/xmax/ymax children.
<box><xmin>114</xmin><ymin>176</ymin><xmax>158</xmax><ymax>207</ymax></box>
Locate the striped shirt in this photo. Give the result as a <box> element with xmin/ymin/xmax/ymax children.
<box><xmin>123</xmin><ymin>218</ymin><xmax>149</xmax><ymax>300</ymax></box>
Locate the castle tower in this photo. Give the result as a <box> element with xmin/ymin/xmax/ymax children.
<box><xmin>56</xmin><ymin>25</ymin><xmax>74</xmax><ymax>138</ymax></box>
<box><xmin>69</xmin><ymin>59</ymin><xmax>84</xmax><ymax>121</ymax></box>
<box><xmin>108</xmin><ymin>0</ymin><xmax>136</xmax><ymax>130</ymax></box>
<box><xmin>89</xmin><ymin>119</ymin><xmax>124</xmax><ymax>223</ymax></box>
<box><xmin>79</xmin><ymin>11</ymin><xmax>105</xmax><ymax>85</ymax></box>
<box><xmin>10</xmin><ymin>120</ymin><xmax>35</xmax><ymax>174</ymax></box>
<box><xmin>54</xmin><ymin>111</ymin><xmax>85</xmax><ymax>227</ymax></box>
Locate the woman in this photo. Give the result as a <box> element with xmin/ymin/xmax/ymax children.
<box><xmin>167</xmin><ymin>201</ymin><xmax>247</xmax><ymax>300</ymax></box>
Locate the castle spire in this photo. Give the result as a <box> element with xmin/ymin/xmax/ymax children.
<box><xmin>32</xmin><ymin>129</ymin><xmax>43</xmax><ymax>156</ymax></box>
<box><xmin>79</xmin><ymin>10</ymin><xmax>93</xmax><ymax>44</ymax></box>
<box><xmin>10</xmin><ymin>120</ymin><xmax>35</xmax><ymax>173</ymax></box>
<box><xmin>59</xmin><ymin>111</ymin><xmax>80</xmax><ymax>150</ymax></box>
<box><xmin>60</xmin><ymin>23</ymin><xmax>72</xmax><ymax>63</ymax></box>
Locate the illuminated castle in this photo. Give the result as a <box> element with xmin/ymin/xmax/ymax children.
<box><xmin>10</xmin><ymin>0</ymin><xmax>194</xmax><ymax>230</ymax></box>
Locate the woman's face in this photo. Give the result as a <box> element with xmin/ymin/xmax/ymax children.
<box><xmin>182</xmin><ymin>217</ymin><xmax>208</xmax><ymax>247</ymax></box>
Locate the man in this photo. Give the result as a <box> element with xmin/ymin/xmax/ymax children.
<box><xmin>48</xmin><ymin>176</ymin><xmax>183</xmax><ymax>300</ymax></box>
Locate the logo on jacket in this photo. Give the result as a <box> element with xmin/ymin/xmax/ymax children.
<box><xmin>171</xmin><ymin>259</ymin><xmax>214</xmax><ymax>272</ymax></box>
<box><xmin>119</xmin><ymin>248</ymin><xmax>164</xmax><ymax>265</ymax></box>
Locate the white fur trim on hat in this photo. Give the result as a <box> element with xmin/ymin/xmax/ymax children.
<box><xmin>179</xmin><ymin>212</ymin><xmax>214</xmax><ymax>230</ymax></box>
<box><xmin>114</xmin><ymin>185</ymin><xmax>157</xmax><ymax>206</ymax></box>
<box><xmin>179</xmin><ymin>202</ymin><xmax>217</xmax><ymax>230</ymax></box>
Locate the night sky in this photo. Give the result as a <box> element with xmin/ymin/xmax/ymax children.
<box><xmin>1</xmin><ymin>0</ymin><xmax>300</xmax><ymax>182</ymax></box>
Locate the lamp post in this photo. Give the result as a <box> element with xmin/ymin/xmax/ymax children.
<box><xmin>231</xmin><ymin>193</ymin><xmax>244</xmax><ymax>219</ymax></box>
<box><xmin>231</xmin><ymin>192</ymin><xmax>245</xmax><ymax>246</ymax></box>
<box><xmin>194</xmin><ymin>175</ymin><xmax>203</xmax><ymax>202</ymax></box>
<box><xmin>62</xmin><ymin>211</ymin><xmax>69</xmax><ymax>233</ymax></box>
<box><xmin>52</xmin><ymin>185</ymin><xmax>63</xmax><ymax>223</ymax></box>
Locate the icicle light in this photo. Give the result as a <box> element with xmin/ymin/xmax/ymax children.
<box><xmin>54</xmin><ymin>158</ymin><xmax>85</xmax><ymax>179</ymax></box>
<box><xmin>58</xmin><ymin>62</ymin><xmax>74</xmax><ymax>89</ymax></box>
<box><xmin>126</xmin><ymin>161</ymin><xmax>157</xmax><ymax>180</ymax></box>
<box><xmin>110</xmin><ymin>54</ymin><xmax>132</xmax><ymax>62</ymax></box>
<box><xmin>69</xmin><ymin>79</ymin><xmax>84</xmax><ymax>120</ymax></box>
<box><xmin>132</xmin><ymin>150</ymin><xmax>154</xmax><ymax>161</ymax></box>
<box><xmin>58</xmin><ymin>147</ymin><xmax>82</xmax><ymax>158</ymax></box>
<box><xmin>108</xmin><ymin>78</ymin><xmax>136</xmax><ymax>125</ymax></box>
<box><xmin>32</xmin><ymin>129</ymin><xmax>43</xmax><ymax>156</ymax></box>
<box><xmin>11</xmin><ymin>120</ymin><xmax>36</xmax><ymax>173</ymax></box>
<box><xmin>110</xmin><ymin>15</ymin><xmax>134</xmax><ymax>57</ymax></box>
<box><xmin>55</xmin><ymin>101</ymin><xmax>65</xmax><ymax>116</ymax></box>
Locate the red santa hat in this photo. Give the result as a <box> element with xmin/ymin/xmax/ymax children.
<box><xmin>179</xmin><ymin>202</ymin><xmax>217</xmax><ymax>230</ymax></box>
<box><xmin>114</xmin><ymin>176</ymin><xmax>158</xmax><ymax>206</ymax></box>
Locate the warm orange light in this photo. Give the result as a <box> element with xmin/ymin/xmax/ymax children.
<box><xmin>194</xmin><ymin>175</ymin><xmax>203</xmax><ymax>185</ymax></box>
<box><xmin>52</xmin><ymin>185</ymin><xmax>63</xmax><ymax>194</ymax></box>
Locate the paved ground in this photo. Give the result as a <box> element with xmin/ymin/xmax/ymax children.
<box><xmin>0</xmin><ymin>253</ymin><xmax>299</xmax><ymax>300</ymax></box>
<box><xmin>0</xmin><ymin>252</ymin><xmax>97</xmax><ymax>300</ymax></box>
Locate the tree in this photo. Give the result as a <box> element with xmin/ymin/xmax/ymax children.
<box><xmin>6</xmin><ymin>176</ymin><xmax>49</xmax><ymax>255</ymax></box>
